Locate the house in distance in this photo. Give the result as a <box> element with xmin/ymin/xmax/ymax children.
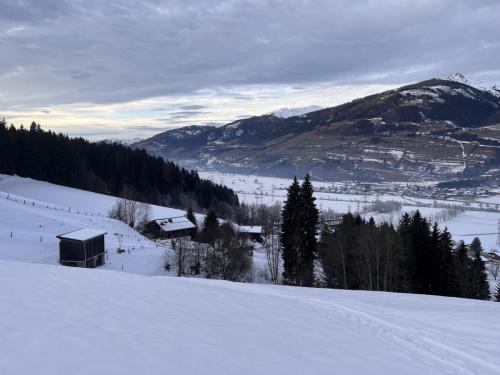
<box><xmin>236</xmin><ymin>225</ymin><xmax>263</xmax><ymax>243</ymax></box>
<box><xmin>146</xmin><ymin>215</ymin><xmax>197</xmax><ymax>239</ymax></box>
<box><xmin>57</xmin><ymin>228</ymin><xmax>107</xmax><ymax>268</ymax></box>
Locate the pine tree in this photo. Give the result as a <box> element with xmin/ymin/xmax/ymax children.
<box><xmin>432</xmin><ymin>226</ymin><xmax>457</xmax><ymax>296</ymax></box>
<box><xmin>410</xmin><ymin>211</ymin><xmax>432</xmax><ymax>294</ymax></box>
<box><xmin>297</xmin><ymin>174</ymin><xmax>319</xmax><ymax>286</ymax></box>
<box><xmin>470</xmin><ymin>238</ymin><xmax>490</xmax><ymax>300</ymax></box>
<box><xmin>397</xmin><ymin>212</ymin><xmax>414</xmax><ymax>292</ymax></box>
<box><xmin>200</xmin><ymin>210</ymin><xmax>219</xmax><ymax>245</ymax></box>
<box><xmin>454</xmin><ymin>240</ymin><xmax>473</xmax><ymax>298</ymax></box>
<box><xmin>186</xmin><ymin>206</ymin><xmax>198</xmax><ymax>239</ymax></box>
<box><xmin>470</xmin><ymin>237</ymin><xmax>482</xmax><ymax>255</ymax></box>
<box><xmin>281</xmin><ymin>177</ymin><xmax>301</xmax><ymax>285</ymax></box>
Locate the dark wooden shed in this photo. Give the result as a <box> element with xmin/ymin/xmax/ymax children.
<box><xmin>57</xmin><ymin>229</ymin><xmax>107</xmax><ymax>268</ymax></box>
<box><xmin>145</xmin><ymin>216</ymin><xmax>197</xmax><ymax>239</ymax></box>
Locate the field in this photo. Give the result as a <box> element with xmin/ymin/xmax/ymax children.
<box><xmin>1</xmin><ymin>260</ymin><xmax>500</xmax><ymax>375</ymax></box>
<box><xmin>199</xmin><ymin>171</ymin><xmax>500</xmax><ymax>252</ymax></box>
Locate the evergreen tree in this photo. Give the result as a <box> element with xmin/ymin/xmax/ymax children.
<box><xmin>281</xmin><ymin>177</ymin><xmax>301</xmax><ymax>285</ymax></box>
<box><xmin>470</xmin><ymin>237</ymin><xmax>482</xmax><ymax>255</ymax></box>
<box><xmin>397</xmin><ymin>212</ymin><xmax>414</xmax><ymax>292</ymax></box>
<box><xmin>297</xmin><ymin>174</ymin><xmax>318</xmax><ymax>286</ymax></box>
<box><xmin>432</xmin><ymin>226</ymin><xmax>457</xmax><ymax>296</ymax></box>
<box><xmin>453</xmin><ymin>240</ymin><xmax>473</xmax><ymax>298</ymax></box>
<box><xmin>186</xmin><ymin>207</ymin><xmax>197</xmax><ymax>227</ymax></box>
<box><xmin>186</xmin><ymin>206</ymin><xmax>198</xmax><ymax>239</ymax></box>
<box><xmin>410</xmin><ymin>211</ymin><xmax>432</xmax><ymax>294</ymax></box>
<box><xmin>469</xmin><ymin>238</ymin><xmax>490</xmax><ymax>300</ymax></box>
<box><xmin>494</xmin><ymin>280</ymin><xmax>500</xmax><ymax>302</ymax></box>
<box><xmin>199</xmin><ymin>210</ymin><xmax>219</xmax><ymax>246</ymax></box>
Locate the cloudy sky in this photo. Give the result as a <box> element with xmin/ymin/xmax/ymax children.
<box><xmin>1</xmin><ymin>0</ymin><xmax>499</xmax><ymax>139</ymax></box>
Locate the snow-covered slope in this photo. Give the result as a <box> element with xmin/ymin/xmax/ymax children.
<box><xmin>1</xmin><ymin>260</ymin><xmax>499</xmax><ymax>375</ymax></box>
<box><xmin>445</xmin><ymin>72</ymin><xmax>500</xmax><ymax>97</ymax></box>
<box><xmin>0</xmin><ymin>174</ymin><xmax>187</xmax><ymax>275</ymax></box>
<box><xmin>272</xmin><ymin>105</ymin><xmax>323</xmax><ymax>118</ymax></box>
<box><xmin>0</xmin><ymin>174</ymin><xmax>185</xmax><ymax>218</ymax></box>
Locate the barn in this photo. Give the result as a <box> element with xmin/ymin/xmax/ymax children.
<box><xmin>237</xmin><ymin>225</ymin><xmax>263</xmax><ymax>243</ymax></box>
<box><xmin>57</xmin><ymin>228</ymin><xmax>107</xmax><ymax>268</ymax></box>
<box><xmin>146</xmin><ymin>216</ymin><xmax>197</xmax><ymax>239</ymax></box>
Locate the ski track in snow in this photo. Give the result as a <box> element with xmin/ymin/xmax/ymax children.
<box><xmin>212</xmin><ymin>282</ymin><xmax>500</xmax><ymax>375</ymax></box>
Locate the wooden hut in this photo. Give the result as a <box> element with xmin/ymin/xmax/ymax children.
<box><xmin>57</xmin><ymin>228</ymin><xmax>107</xmax><ymax>268</ymax></box>
<box><xmin>146</xmin><ymin>216</ymin><xmax>197</xmax><ymax>239</ymax></box>
<box><xmin>236</xmin><ymin>225</ymin><xmax>263</xmax><ymax>243</ymax></box>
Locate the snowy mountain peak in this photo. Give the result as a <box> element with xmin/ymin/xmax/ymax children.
<box><xmin>445</xmin><ymin>72</ymin><xmax>470</xmax><ymax>85</ymax></box>
<box><xmin>444</xmin><ymin>72</ymin><xmax>500</xmax><ymax>97</ymax></box>
<box><xmin>272</xmin><ymin>105</ymin><xmax>323</xmax><ymax>118</ymax></box>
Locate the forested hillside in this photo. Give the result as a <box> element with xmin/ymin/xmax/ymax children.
<box><xmin>0</xmin><ymin>120</ymin><xmax>239</xmax><ymax>216</ymax></box>
<box><xmin>134</xmin><ymin>77</ymin><xmax>500</xmax><ymax>183</ymax></box>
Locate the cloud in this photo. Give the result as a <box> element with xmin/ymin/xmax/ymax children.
<box><xmin>1</xmin><ymin>0</ymin><xmax>499</xmax><ymax>137</ymax></box>
<box><xmin>125</xmin><ymin>125</ymin><xmax>168</xmax><ymax>131</ymax></box>
<box><xmin>169</xmin><ymin>110</ymin><xmax>210</xmax><ymax>118</ymax></box>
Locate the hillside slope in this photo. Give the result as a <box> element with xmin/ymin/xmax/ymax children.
<box><xmin>134</xmin><ymin>77</ymin><xmax>500</xmax><ymax>182</ymax></box>
<box><xmin>0</xmin><ymin>174</ymin><xmax>187</xmax><ymax>275</ymax></box>
<box><xmin>1</xmin><ymin>260</ymin><xmax>499</xmax><ymax>375</ymax></box>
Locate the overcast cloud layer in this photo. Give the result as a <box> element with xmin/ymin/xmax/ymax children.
<box><xmin>1</xmin><ymin>0</ymin><xmax>499</xmax><ymax>138</ymax></box>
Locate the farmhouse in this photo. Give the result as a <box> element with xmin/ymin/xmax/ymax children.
<box><xmin>57</xmin><ymin>228</ymin><xmax>107</xmax><ymax>268</ymax></box>
<box><xmin>237</xmin><ymin>225</ymin><xmax>263</xmax><ymax>243</ymax></box>
<box><xmin>146</xmin><ymin>216</ymin><xmax>197</xmax><ymax>239</ymax></box>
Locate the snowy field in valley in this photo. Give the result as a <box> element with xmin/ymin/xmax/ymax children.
<box><xmin>199</xmin><ymin>171</ymin><xmax>500</xmax><ymax>252</ymax></box>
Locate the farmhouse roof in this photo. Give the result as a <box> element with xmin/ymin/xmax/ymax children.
<box><xmin>237</xmin><ymin>225</ymin><xmax>262</xmax><ymax>234</ymax></box>
<box><xmin>155</xmin><ymin>216</ymin><xmax>196</xmax><ymax>232</ymax></box>
<box><xmin>57</xmin><ymin>228</ymin><xmax>107</xmax><ymax>241</ymax></box>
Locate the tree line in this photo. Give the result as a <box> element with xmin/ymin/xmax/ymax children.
<box><xmin>0</xmin><ymin>120</ymin><xmax>239</xmax><ymax>217</ymax></box>
<box><xmin>281</xmin><ymin>175</ymin><xmax>493</xmax><ymax>301</ymax></box>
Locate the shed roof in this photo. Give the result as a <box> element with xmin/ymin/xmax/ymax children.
<box><xmin>155</xmin><ymin>216</ymin><xmax>196</xmax><ymax>233</ymax></box>
<box><xmin>57</xmin><ymin>228</ymin><xmax>107</xmax><ymax>241</ymax></box>
<box><xmin>237</xmin><ymin>225</ymin><xmax>262</xmax><ymax>234</ymax></box>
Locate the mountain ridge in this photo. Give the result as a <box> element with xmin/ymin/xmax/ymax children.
<box><xmin>133</xmin><ymin>77</ymin><xmax>500</xmax><ymax>183</ymax></box>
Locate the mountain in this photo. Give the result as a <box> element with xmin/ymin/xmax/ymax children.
<box><xmin>133</xmin><ymin>77</ymin><xmax>500</xmax><ymax>182</ymax></box>
<box><xmin>271</xmin><ymin>105</ymin><xmax>323</xmax><ymax>118</ymax></box>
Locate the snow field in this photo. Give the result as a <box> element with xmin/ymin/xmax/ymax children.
<box><xmin>1</xmin><ymin>260</ymin><xmax>499</xmax><ymax>375</ymax></box>
<box><xmin>0</xmin><ymin>184</ymin><xmax>167</xmax><ymax>275</ymax></box>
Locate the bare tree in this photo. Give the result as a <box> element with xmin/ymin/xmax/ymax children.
<box><xmin>108</xmin><ymin>198</ymin><xmax>151</xmax><ymax>230</ymax></box>
<box><xmin>171</xmin><ymin>237</ymin><xmax>192</xmax><ymax>277</ymax></box>
<box><xmin>264</xmin><ymin>226</ymin><xmax>281</xmax><ymax>284</ymax></box>
<box><xmin>490</xmin><ymin>260</ymin><xmax>499</xmax><ymax>281</ymax></box>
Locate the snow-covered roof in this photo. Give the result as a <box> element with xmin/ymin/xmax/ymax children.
<box><xmin>155</xmin><ymin>217</ymin><xmax>196</xmax><ymax>233</ymax></box>
<box><xmin>237</xmin><ymin>225</ymin><xmax>262</xmax><ymax>234</ymax></box>
<box><xmin>57</xmin><ymin>228</ymin><xmax>107</xmax><ymax>241</ymax></box>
